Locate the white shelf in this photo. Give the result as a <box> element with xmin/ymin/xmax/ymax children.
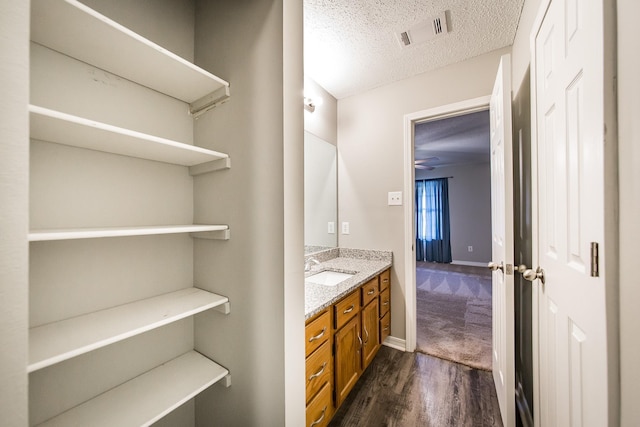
<box><xmin>29</xmin><ymin>225</ymin><xmax>229</xmax><ymax>242</ymax></box>
<box><xmin>38</xmin><ymin>351</ymin><xmax>229</xmax><ymax>427</ymax></box>
<box><xmin>30</xmin><ymin>105</ymin><xmax>229</xmax><ymax>167</ymax></box>
<box><xmin>29</xmin><ymin>288</ymin><xmax>229</xmax><ymax>373</ymax></box>
<box><xmin>31</xmin><ymin>0</ymin><xmax>229</xmax><ymax>104</ymax></box>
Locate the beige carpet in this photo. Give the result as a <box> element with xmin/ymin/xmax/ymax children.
<box><xmin>416</xmin><ymin>262</ymin><xmax>492</xmax><ymax>371</ymax></box>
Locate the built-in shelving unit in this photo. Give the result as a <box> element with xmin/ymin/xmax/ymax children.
<box><xmin>30</xmin><ymin>105</ymin><xmax>229</xmax><ymax>167</ymax></box>
<box><xmin>37</xmin><ymin>351</ymin><xmax>229</xmax><ymax>427</ymax></box>
<box><xmin>29</xmin><ymin>225</ymin><xmax>229</xmax><ymax>242</ymax></box>
<box><xmin>29</xmin><ymin>0</ymin><xmax>232</xmax><ymax>424</ymax></box>
<box><xmin>29</xmin><ymin>288</ymin><xmax>230</xmax><ymax>372</ymax></box>
<box><xmin>30</xmin><ymin>0</ymin><xmax>230</xmax><ymax>109</ymax></box>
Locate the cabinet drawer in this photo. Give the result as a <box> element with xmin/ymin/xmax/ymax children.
<box><xmin>306</xmin><ymin>381</ymin><xmax>332</xmax><ymax>427</ymax></box>
<box><xmin>306</xmin><ymin>340</ymin><xmax>332</xmax><ymax>404</ymax></box>
<box><xmin>379</xmin><ymin>269</ymin><xmax>390</xmax><ymax>291</ymax></box>
<box><xmin>334</xmin><ymin>291</ymin><xmax>359</xmax><ymax>330</ymax></box>
<box><xmin>379</xmin><ymin>287</ymin><xmax>390</xmax><ymax>317</ymax></box>
<box><xmin>380</xmin><ymin>311</ymin><xmax>391</xmax><ymax>344</ymax></box>
<box><xmin>361</xmin><ymin>277</ymin><xmax>379</xmax><ymax>307</ymax></box>
<box><xmin>306</xmin><ymin>310</ymin><xmax>330</xmax><ymax>357</ymax></box>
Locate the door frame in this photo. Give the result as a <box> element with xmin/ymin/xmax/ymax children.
<box><xmin>402</xmin><ymin>95</ymin><xmax>491</xmax><ymax>353</ymax></box>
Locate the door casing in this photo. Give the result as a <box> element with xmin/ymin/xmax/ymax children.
<box><xmin>403</xmin><ymin>95</ymin><xmax>491</xmax><ymax>353</ymax></box>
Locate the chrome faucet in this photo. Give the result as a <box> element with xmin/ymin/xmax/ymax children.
<box><xmin>304</xmin><ymin>257</ymin><xmax>321</xmax><ymax>272</ymax></box>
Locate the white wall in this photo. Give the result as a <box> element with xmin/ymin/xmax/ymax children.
<box><xmin>618</xmin><ymin>0</ymin><xmax>640</xmax><ymax>424</ymax></box>
<box><xmin>416</xmin><ymin>163</ymin><xmax>492</xmax><ymax>264</ymax></box>
<box><xmin>337</xmin><ymin>47</ymin><xmax>509</xmax><ymax>339</ymax></box>
<box><xmin>192</xmin><ymin>1</ymin><xmax>305</xmax><ymax>425</ymax></box>
<box><xmin>0</xmin><ymin>2</ymin><xmax>29</xmax><ymax>426</ymax></box>
<box><xmin>81</xmin><ymin>0</ymin><xmax>195</xmax><ymax>62</ymax></box>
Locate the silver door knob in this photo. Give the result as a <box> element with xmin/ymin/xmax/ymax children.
<box><xmin>488</xmin><ymin>261</ymin><xmax>504</xmax><ymax>272</ymax></box>
<box><xmin>522</xmin><ymin>266</ymin><xmax>545</xmax><ymax>284</ymax></box>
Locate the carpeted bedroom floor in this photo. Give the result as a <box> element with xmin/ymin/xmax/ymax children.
<box><xmin>416</xmin><ymin>261</ymin><xmax>493</xmax><ymax>371</ymax></box>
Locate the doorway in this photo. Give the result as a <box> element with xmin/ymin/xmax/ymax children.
<box><xmin>402</xmin><ymin>96</ymin><xmax>491</xmax><ymax>354</ymax></box>
<box><xmin>413</xmin><ymin>110</ymin><xmax>493</xmax><ymax>370</ymax></box>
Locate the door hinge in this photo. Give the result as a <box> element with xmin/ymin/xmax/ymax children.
<box><xmin>590</xmin><ymin>242</ymin><xmax>599</xmax><ymax>277</ymax></box>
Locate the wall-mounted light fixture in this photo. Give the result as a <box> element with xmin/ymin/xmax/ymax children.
<box><xmin>303</xmin><ymin>94</ymin><xmax>323</xmax><ymax>113</ymax></box>
<box><xmin>303</xmin><ymin>97</ymin><xmax>316</xmax><ymax>112</ymax></box>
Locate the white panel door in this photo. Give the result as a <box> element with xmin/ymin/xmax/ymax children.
<box><xmin>490</xmin><ymin>54</ymin><xmax>515</xmax><ymax>427</ymax></box>
<box><xmin>533</xmin><ymin>0</ymin><xmax>609</xmax><ymax>425</ymax></box>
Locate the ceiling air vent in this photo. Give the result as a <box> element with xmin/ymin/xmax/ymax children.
<box><xmin>395</xmin><ymin>11</ymin><xmax>449</xmax><ymax>49</ymax></box>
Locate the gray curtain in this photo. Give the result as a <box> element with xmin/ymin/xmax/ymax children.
<box><xmin>415</xmin><ymin>178</ymin><xmax>452</xmax><ymax>263</ymax></box>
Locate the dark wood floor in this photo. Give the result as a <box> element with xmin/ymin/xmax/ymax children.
<box><xmin>329</xmin><ymin>346</ymin><xmax>503</xmax><ymax>427</ymax></box>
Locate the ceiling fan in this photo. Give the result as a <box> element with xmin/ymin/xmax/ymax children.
<box><xmin>414</xmin><ymin>157</ymin><xmax>439</xmax><ymax>170</ymax></box>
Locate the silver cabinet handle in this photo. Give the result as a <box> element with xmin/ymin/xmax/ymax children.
<box><xmin>310</xmin><ymin>406</ymin><xmax>327</xmax><ymax>427</ymax></box>
<box><xmin>383</xmin><ymin>326</ymin><xmax>389</xmax><ymax>331</ymax></box>
<box><xmin>308</xmin><ymin>362</ymin><xmax>327</xmax><ymax>382</ymax></box>
<box><xmin>382</xmin><ymin>300</ymin><xmax>389</xmax><ymax>306</ymax></box>
<box><xmin>308</xmin><ymin>327</ymin><xmax>326</xmax><ymax>342</ymax></box>
<box><xmin>357</xmin><ymin>332</ymin><xmax>363</xmax><ymax>348</ymax></box>
<box><xmin>363</xmin><ymin>324</ymin><xmax>369</xmax><ymax>344</ymax></box>
<box><xmin>343</xmin><ymin>305</ymin><xmax>354</xmax><ymax>314</ymax></box>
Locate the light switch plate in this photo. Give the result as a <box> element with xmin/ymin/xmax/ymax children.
<box><xmin>388</xmin><ymin>191</ymin><xmax>403</xmax><ymax>206</ymax></box>
<box><xmin>328</xmin><ymin>222</ymin><xmax>335</xmax><ymax>234</ymax></box>
<box><xmin>342</xmin><ymin>222</ymin><xmax>350</xmax><ymax>234</ymax></box>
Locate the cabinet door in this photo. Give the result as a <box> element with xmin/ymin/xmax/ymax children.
<box><xmin>380</xmin><ymin>311</ymin><xmax>390</xmax><ymax>344</ymax></box>
<box><xmin>334</xmin><ymin>315</ymin><xmax>361</xmax><ymax>408</ymax></box>
<box><xmin>361</xmin><ymin>298</ymin><xmax>380</xmax><ymax>370</ymax></box>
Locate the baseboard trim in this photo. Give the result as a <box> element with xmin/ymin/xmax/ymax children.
<box><xmin>451</xmin><ymin>260</ymin><xmax>488</xmax><ymax>267</ymax></box>
<box><xmin>383</xmin><ymin>336</ymin><xmax>406</xmax><ymax>351</ymax></box>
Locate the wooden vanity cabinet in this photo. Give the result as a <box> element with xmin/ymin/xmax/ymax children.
<box><xmin>305</xmin><ymin>268</ymin><xmax>391</xmax><ymax>420</ymax></box>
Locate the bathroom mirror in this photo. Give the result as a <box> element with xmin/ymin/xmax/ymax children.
<box><xmin>304</xmin><ymin>131</ymin><xmax>337</xmax><ymax>253</ymax></box>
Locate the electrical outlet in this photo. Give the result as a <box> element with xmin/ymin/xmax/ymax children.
<box><xmin>468</xmin><ymin>246</ymin><xmax>473</xmax><ymax>252</ymax></box>
<box><xmin>328</xmin><ymin>222</ymin><xmax>335</xmax><ymax>234</ymax></box>
<box><xmin>342</xmin><ymin>222</ymin><xmax>350</xmax><ymax>234</ymax></box>
<box><xmin>388</xmin><ymin>191</ymin><xmax>403</xmax><ymax>206</ymax></box>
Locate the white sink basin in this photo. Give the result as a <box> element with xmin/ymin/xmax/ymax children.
<box><xmin>305</xmin><ymin>270</ymin><xmax>354</xmax><ymax>286</ymax></box>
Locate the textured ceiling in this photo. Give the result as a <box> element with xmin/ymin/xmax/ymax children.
<box><xmin>415</xmin><ymin>110</ymin><xmax>490</xmax><ymax>168</ymax></box>
<box><xmin>304</xmin><ymin>0</ymin><xmax>525</xmax><ymax>99</ymax></box>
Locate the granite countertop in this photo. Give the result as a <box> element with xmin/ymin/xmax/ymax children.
<box><xmin>304</xmin><ymin>248</ymin><xmax>392</xmax><ymax>320</ymax></box>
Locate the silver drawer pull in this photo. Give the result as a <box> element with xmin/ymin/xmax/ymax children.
<box><xmin>343</xmin><ymin>305</ymin><xmax>354</xmax><ymax>314</ymax></box>
<box><xmin>383</xmin><ymin>278</ymin><xmax>389</xmax><ymax>282</ymax></box>
<box><xmin>367</xmin><ymin>289</ymin><xmax>375</xmax><ymax>295</ymax></box>
<box><xmin>383</xmin><ymin>300</ymin><xmax>389</xmax><ymax>306</ymax></box>
<box><xmin>308</xmin><ymin>327</ymin><xmax>326</xmax><ymax>342</ymax></box>
<box><xmin>310</xmin><ymin>406</ymin><xmax>327</xmax><ymax>427</ymax></box>
<box><xmin>308</xmin><ymin>362</ymin><xmax>327</xmax><ymax>382</ymax></box>
<box><xmin>383</xmin><ymin>326</ymin><xmax>389</xmax><ymax>331</ymax></box>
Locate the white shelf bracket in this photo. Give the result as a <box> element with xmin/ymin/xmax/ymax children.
<box><xmin>213</xmin><ymin>301</ymin><xmax>231</xmax><ymax>315</ymax></box>
<box><xmin>191</xmin><ymin>228</ymin><xmax>230</xmax><ymax>240</ymax></box>
<box><xmin>189</xmin><ymin>157</ymin><xmax>231</xmax><ymax>176</ymax></box>
<box><xmin>220</xmin><ymin>374</ymin><xmax>232</xmax><ymax>388</ymax></box>
<box><xmin>190</xmin><ymin>85</ymin><xmax>231</xmax><ymax>117</ymax></box>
